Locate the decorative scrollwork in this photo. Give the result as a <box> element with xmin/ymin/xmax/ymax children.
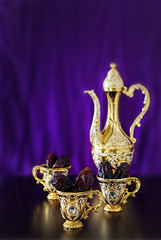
<box><xmin>122</xmin><ymin>177</ymin><xmax>141</xmax><ymax>204</ymax></box>
<box><xmin>99</xmin><ymin>181</ymin><xmax>126</xmax><ymax>205</ymax></box>
<box><xmin>83</xmin><ymin>190</ymin><xmax>103</xmax><ymax>220</ymax></box>
<box><xmin>92</xmin><ymin>150</ymin><xmax>134</xmax><ymax>169</ymax></box>
<box><xmin>57</xmin><ymin>190</ymin><xmax>102</xmax><ymax>225</ymax></box>
<box><xmin>32</xmin><ymin>164</ymin><xmax>70</xmax><ymax>193</ymax></box>
<box><xmin>32</xmin><ymin>166</ymin><xmax>48</xmax><ymax>192</ymax></box>
<box><xmin>123</xmin><ymin>84</ymin><xmax>150</xmax><ymax>143</ymax></box>
<box><xmin>59</xmin><ymin>195</ymin><xmax>87</xmax><ymax>221</ymax></box>
<box><xmin>98</xmin><ymin>176</ymin><xmax>141</xmax><ymax>207</ymax></box>
<box><xmin>105</xmin><ymin>151</ymin><xmax>134</xmax><ymax>169</ymax></box>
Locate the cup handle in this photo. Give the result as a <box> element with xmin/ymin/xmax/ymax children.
<box><xmin>32</xmin><ymin>166</ymin><xmax>48</xmax><ymax>192</ymax></box>
<box><xmin>123</xmin><ymin>84</ymin><xmax>150</xmax><ymax>143</ymax></box>
<box><xmin>83</xmin><ymin>190</ymin><xmax>103</xmax><ymax>220</ymax></box>
<box><xmin>122</xmin><ymin>177</ymin><xmax>141</xmax><ymax>204</ymax></box>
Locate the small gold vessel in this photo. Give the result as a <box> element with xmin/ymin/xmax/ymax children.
<box><xmin>97</xmin><ymin>176</ymin><xmax>141</xmax><ymax>212</ymax></box>
<box><xmin>32</xmin><ymin>164</ymin><xmax>71</xmax><ymax>200</ymax></box>
<box><xmin>56</xmin><ymin>189</ymin><xmax>102</xmax><ymax>229</ymax></box>
<box><xmin>85</xmin><ymin>63</ymin><xmax>150</xmax><ymax>169</ymax></box>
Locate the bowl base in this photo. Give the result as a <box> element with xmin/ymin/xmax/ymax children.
<box><xmin>104</xmin><ymin>204</ymin><xmax>122</xmax><ymax>213</ymax></box>
<box><xmin>63</xmin><ymin>220</ymin><xmax>83</xmax><ymax>229</ymax></box>
<box><xmin>47</xmin><ymin>192</ymin><xmax>59</xmax><ymax>200</ymax></box>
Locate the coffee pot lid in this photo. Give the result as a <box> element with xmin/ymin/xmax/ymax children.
<box><xmin>103</xmin><ymin>63</ymin><xmax>124</xmax><ymax>91</ymax></box>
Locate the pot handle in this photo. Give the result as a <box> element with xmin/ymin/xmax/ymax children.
<box><xmin>123</xmin><ymin>84</ymin><xmax>150</xmax><ymax>143</ymax></box>
<box><xmin>122</xmin><ymin>177</ymin><xmax>141</xmax><ymax>204</ymax></box>
<box><xmin>32</xmin><ymin>166</ymin><xmax>48</xmax><ymax>192</ymax></box>
<box><xmin>83</xmin><ymin>190</ymin><xmax>103</xmax><ymax>220</ymax></box>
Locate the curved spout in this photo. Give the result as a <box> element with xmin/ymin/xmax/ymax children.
<box><xmin>84</xmin><ymin>90</ymin><xmax>102</xmax><ymax>145</ymax></box>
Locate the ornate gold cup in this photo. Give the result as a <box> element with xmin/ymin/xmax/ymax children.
<box><xmin>56</xmin><ymin>189</ymin><xmax>103</xmax><ymax>229</ymax></box>
<box><xmin>32</xmin><ymin>164</ymin><xmax>71</xmax><ymax>200</ymax></box>
<box><xmin>97</xmin><ymin>176</ymin><xmax>141</xmax><ymax>213</ymax></box>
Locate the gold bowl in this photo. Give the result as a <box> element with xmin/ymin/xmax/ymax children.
<box><xmin>55</xmin><ymin>189</ymin><xmax>102</xmax><ymax>229</ymax></box>
<box><xmin>97</xmin><ymin>175</ymin><xmax>141</xmax><ymax>212</ymax></box>
<box><xmin>32</xmin><ymin>164</ymin><xmax>71</xmax><ymax>200</ymax></box>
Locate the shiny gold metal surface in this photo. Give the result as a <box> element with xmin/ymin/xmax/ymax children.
<box><xmin>97</xmin><ymin>176</ymin><xmax>141</xmax><ymax>213</ymax></box>
<box><xmin>47</xmin><ymin>192</ymin><xmax>59</xmax><ymax>200</ymax></box>
<box><xmin>32</xmin><ymin>164</ymin><xmax>71</xmax><ymax>200</ymax></box>
<box><xmin>55</xmin><ymin>189</ymin><xmax>103</xmax><ymax>229</ymax></box>
<box><xmin>104</xmin><ymin>204</ymin><xmax>123</xmax><ymax>212</ymax></box>
<box><xmin>63</xmin><ymin>220</ymin><xmax>83</xmax><ymax>229</ymax></box>
<box><xmin>85</xmin><ymin>63</ymin><xmax>150</xmax><ymax>169</ymax></box>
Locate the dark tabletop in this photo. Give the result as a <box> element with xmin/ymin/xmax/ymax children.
<box><xmin>0</xmin><ymin>175</ymin><xmax>161</xmax><ymax>239</ymax></box>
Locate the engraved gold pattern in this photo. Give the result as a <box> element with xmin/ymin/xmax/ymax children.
<box><xmin>85</xmin><ymin>63</ymin><xmax>150</xmax><ymax>169</ymax></box>
<box><xmin>104</xmin><ymin>151</ymin><xmax>134</xmax><ymax>169</ymax></box>
<box><xmin>56</xmin><ymin>190</ymin><xmax>102</xmax><ymax>229</ymax></box>
<box><xmin>107</xmin><ymin>129</ymin><xmax>131</xmax><ymax>146</ymax></box>
<box><xmin>103</xmin><ymin>63</ymin><xmax>124</xmax><ymax>90</ymax></box>
<box><xmin>97</xmin><ymin>176</ymin><xmax>141</xmax><ymax>212</ymax></box>
<box><xmin>32</xmin><ymin>164</ymin><xmax>71</xmax><ymax>200</ymax></box>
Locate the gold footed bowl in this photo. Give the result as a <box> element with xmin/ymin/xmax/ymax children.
<box><xmin>55</xmin><ymin>189</ymin><xmax>103</xmax><ymax>229</ymax></box>
<box><xmin>32</xmin><ymin>164</ymin><xmax>71</xmax><ymax>200</ymax></box>
<box><xmin>97</xmin><ymin>176</ymin><xmax>141</xmax><ymax>213</ymax></box>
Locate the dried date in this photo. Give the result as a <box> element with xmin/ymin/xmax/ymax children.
<box><xmin>113</xmin><ymin>162</ymin><xmax>129</xmax><ymax>179</ymax></box>
<box><xmin>74</xmin><ymin>167</ymin><xmax>94</xmax><ymax>192</ymax></box>
<box><xmin>51</xmin><ymin>172</ymin><xmax>73</xmax><ymax>192</ymax></box>
<box><xmin>52</xmin><ymin>156</ymin><xmax>71</xmax><ymax>168</ymax></box>
<box><xmin>98</xmin><ymin>161</ymin><xmax>113</xmax><ymax>179</ymax></box>
<box><xmin>46</xmin><ymin>153</ymin><xmax>57</xmax><ymax>168</ymax></box>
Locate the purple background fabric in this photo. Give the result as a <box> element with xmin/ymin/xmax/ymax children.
<box><xmin>1</xmin><ymin>0</ymin><xmax>161</xmax><ymax>176</ymax></box>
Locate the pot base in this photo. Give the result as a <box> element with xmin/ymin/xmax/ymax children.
<box><xmin>47</xmin><ymin>192</ymin><xmax>59</xmax><ymax>200</ymax></box>
<box><xmin>104</xmin><ymin>204</ymin><xmax>122</xmax><ymax>213</ymax></box>
<box><xmin>63</xmin><ymin>220</ymin><xmax>83</xmax><ymax>229</ymax></box>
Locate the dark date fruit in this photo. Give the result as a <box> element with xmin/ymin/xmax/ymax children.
<box><xmin>51</xmin><ymin>172</ymin><xmax>73</xmax><ymax>192</ymax></box>
<box><xmin>52</xmin><ymin>156</ymin><xmax>71</xmax><ymax>168</ymax></box>
<box><xmin>113</xmin><ymin>162</ymin><xmax>129</xmax><ymax>179</ymax></box>
<box><xmin>46</xmin><ymin>153</ymin><xmax>57</xmax><ymax>168</ymax></box>
<box><xmin>98</xmin><ymin>161</ymin><xmax>113</xmax><ymax>179</ymax></box>
<box><xmin>74</xmin><ymin>167</ymin><xmax>94</xmax><ymax>192</ymax></box>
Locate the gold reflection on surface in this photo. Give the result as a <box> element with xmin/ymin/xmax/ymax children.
<box><xmin>61</xmin><ymin>228</ymin><xmax>84</xmax><ymax>240</ymax></box>
<box><xmin>88</xmin><ymin>200</ymin><xmax>143</xmax><ymax>239</ymax></box>
<box><xmin>32</xmin><ymin>200</ymin><xmax>63</xmax><ymax>237</ymax></box>
<box><xmin>32</xmin><ymin>195</ymin><xmax>143</xmax><ymax>239</ymax></box>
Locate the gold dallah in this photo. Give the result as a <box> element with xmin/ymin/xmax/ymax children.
<box><xmin>85</xmin><ymin>63</ymin><xmax>150</xmax><ymax>169</ymax></box>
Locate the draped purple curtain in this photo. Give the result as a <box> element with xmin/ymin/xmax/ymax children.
<box><xmin>1</xmin><ymin>0</ymin><xmax>160</xmax><ymax>175</ymax></box>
